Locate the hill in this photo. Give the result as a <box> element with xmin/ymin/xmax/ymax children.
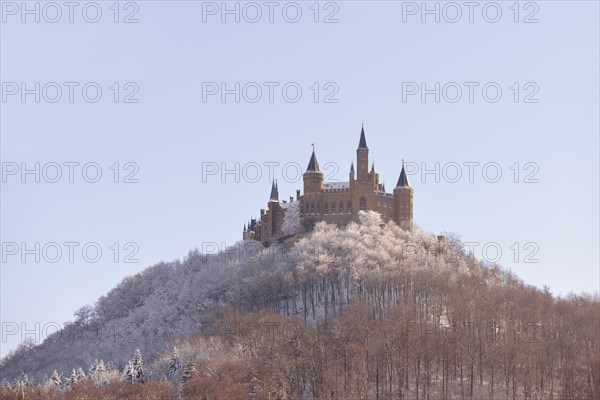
<box><xmin>1</xmin><ymin>211</ymin><xmax>598</xmax><ymax>399</ymax></box>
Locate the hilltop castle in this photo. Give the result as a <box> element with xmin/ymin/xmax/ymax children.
<box><xmin>243</xmin><ymin>126</ymin><xmax>413</xmax><ymax>243</ymax></box>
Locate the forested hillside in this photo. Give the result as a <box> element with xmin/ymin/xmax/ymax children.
<box><xmin>1</xmin><ymin>212</ymin><xmax>598</xmax><ymax>399</ymax></box>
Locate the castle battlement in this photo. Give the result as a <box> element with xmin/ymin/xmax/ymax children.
<box><xmin>243</xmin><ymin>125</ymin><xmax>413</xmax><ymax>243</ymax></box>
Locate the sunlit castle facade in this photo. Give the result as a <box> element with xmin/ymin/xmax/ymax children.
<box><xmin>243</xmin><ymin>126</ymin><xmax>413</xmax><ymax>243</ymax></box>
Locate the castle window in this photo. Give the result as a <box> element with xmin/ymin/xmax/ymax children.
<box><xmin>360</xmin><ymin>197</ymin><xmax>366</xmax><ymax>210</ymax></box>
<box><xmin>310</xmin><ymin>202</ymin><xmax>315</xmax><ymax>213</ymax></box>
<box><xmin>347</xmin><ymin>201</ymin><xmax>352</xmax><ymax>213</ymax></box>
<box><xmin>331</xmin><ymin>202</ymin><xmax>336</xmax><ymax>213</ymax></box>
<box><xmin>324</xmin><ymin>202</ymin><xmax>328</xmax><ymax>214</ymax></box>
<box><xmin>339</xmin><ymin>201</ymin><xmax>344</xmax><ymax>213</ymax></box>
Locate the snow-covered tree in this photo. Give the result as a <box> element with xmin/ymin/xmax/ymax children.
<box><xmin>124</xmin><ymin>360</ymin><xmax>135</xmax><ymax>384</ymax></box>
<box><xmin>88</xmin><ymin>359</ymin><xmax>98</xmax><ymax>379</ymax></box>
<box><xmin>133</xmin><ymin>349</ymin><xmax>145</xmax><ymax>384</ymax></box>
<box><xmin>281</xmin><ymin>200</ymin><xmax>300</xmax><ymax>235</ymax></box>
<box><xmin>73</xmin><ymin>304</ymin><xmax>95</xmax><ymax>325</ymax></box>
<box><xmin>86</xmin><ymin>358</ymin><xmax>107</xmax><ymax>385</ymax></box>
<box><xmin>167</xmin><ymin>347</ymin><xmax>181</xmax><ymax>383</ymax></box>
<box><xmin>76</xmin><ymin>367</ymin><xmax>86</xmax><ymax>381</ymax></box>
<box><xmin>15</xmin><ymin>371</ymin><xmax>30</xmax><ymax>388</ymax></box>
<box><xmin>95</xmin><ymin>359</ymin><xmax>107</xmax><ymax>384</ymax></box>
<box><xmin>49</xmin><ymin>369</ymin><xmax>62</xmax><ymax>387</ymax></box>
<box><xmin>66</xmin><ymin>368</ymin><xmax>77</xmax><ymax>387</ymax></box>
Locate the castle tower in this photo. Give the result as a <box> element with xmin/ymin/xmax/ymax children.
<box><xmin>370</xmin><ymin>162</ymin><xmax>379</xmax><ymax>191</ymax></box>
<box><xmin>303</xmin><ymin>148</ymin><xmax>324</xmax><ymax>194</ymax></box>
<box><xmin>302</xmin><ymin>148</ymin><xmax>324</xmax><ymax>231</ymax></box>
<box><xmin>267</xmin><ymin>180</ymin><xmax>282</xmax><ymax>239</ymax></box>
<box><xmin>351</xmin><ymin>125</ymin><xmax>373</xmax><ymax>215</ymax></box>
<box><xmin>393</xmin><ymin>162</ymin><xmax>413</xmax><ymax>231</ymax></box>
<box><xmin>356</xmin><ymin>125</ymin><xmax>369</xmax><ymax>182</ymax></box>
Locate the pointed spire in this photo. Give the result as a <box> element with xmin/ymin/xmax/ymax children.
<box><xmin>370</xmin><ymin>162</ymin><xmax>375</xmax><ymax>173</ymax></box>
<box><xmin>243</xmin><ymin>223</ymin><xmax>247</xmax><ymax>232</ymax></box>
<box><xmin>350</xmin><ymin>161</ymin><xmax>354</xmax><ymax>171</ymax></box>
<box><xmin>306</xmin><ymin>149</ymin><xmax>320</xmax><ymax>172</ymax></box>
<box><xmin>396</xmin><ymin>161</ymin><xmax>411</xmax><ymax>188</ymax></box>
<box><xmin>269</xmin><ymin>181</ymin><xmax>279</xmax><ymax>202</ymax></box>
<box><xmin>358</xmin><ymin>124</ymin><xmax>368</xmax><ymax>149</ymax></box>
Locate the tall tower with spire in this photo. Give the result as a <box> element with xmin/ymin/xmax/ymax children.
<box><xmin>393</xmin><ymin>162</ymin><xmax>413</xmax><ymax>231</ymax></box>
<box><xmin>303</xmin><ymin>147</ymin><xmax>324</xmax><ymax>231</ymax></box>
<box><xmin>356</xmin><ymin>125</ymin><xmax>369</xmax><ymax>182</ymax></box>
<box><xmin>265</xmin><ymin>180</ymin><xmax>283</xmax><ymax>238</ymax></box>
<box><xmin>269</xmin><ymin>180</ymin><xmax>279</xmax><ymax>203</ymax></box>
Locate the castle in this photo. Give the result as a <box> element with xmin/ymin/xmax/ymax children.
<box><xmin>243</xmin><ymin>126</ymin><xmax>413</xmax><ymax>243</ymax></box>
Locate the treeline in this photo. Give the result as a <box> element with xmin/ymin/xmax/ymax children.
<box><xmin>182</xmin><ymin>289</ymin><xmax>599</xmax><ymax>400</ymax></box>
<box><xmin>3</xmin><ymin>291</ymin><xmax>598</xmax><ymax>400</ymax></box>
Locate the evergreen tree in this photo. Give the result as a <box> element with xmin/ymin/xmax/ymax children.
<box><xmin>96</xmin><ymin>359</ymin><xmax>106</xmax><ymax>384</ymax></box>
<box><xmin>88</xmin><ymin>359</ymin><xmax>98</xmax><ymax>380</ymax></box>
<box><xmin>67</xmin><ymin>368</ymin><xmax>77</xmax><ymax>387</ymax></box>
<box><xmin>133</xmin><ymin>349</ymin><xmax>145</xmax><ymax>384</ymax></box>
<box><xmin>76</xmin><ymin>367</ymin><xmax>86</xmax><ymax>381</ymax></box>
<box><xmin>124</xmin><ymin>360</ymin><xmax>135</xmax><ymax>383</ymax></box>
<box><xmin>167</xmin><ymin>346</ymin><xmax>182</xmax><ymax>383</ymax></box>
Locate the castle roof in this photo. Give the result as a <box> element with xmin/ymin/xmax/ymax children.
<box><xmin>306</xmin><ymin>150</ymin><xmax>321</xmax><ymax>172</ymax></box>
<box><xmin>324</xmin><ymin>181</ymin><xmax>350</xmax><ymax>190</ymax></box>
<box><xmin>396</xmin><ymin>164</ymin><xmax>411</xmax><ymax>188</ymax></box>
<box><xmin>358</xmin><ymin>125</ymin><xmax>368</xmax><ymax>149</ymax></box>
<box><xmin>269</xmin><ymin>180</ymin><xmax>279</xmax><ymax>202</ymax></box>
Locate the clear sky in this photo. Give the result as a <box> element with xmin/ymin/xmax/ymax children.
<box><xmin>1</xmin><ymin>1</ymin><xmax>598</xmax><ymax>357</ymax></box>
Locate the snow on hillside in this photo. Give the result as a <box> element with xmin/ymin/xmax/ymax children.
<box><xmin>0</xmin><ymin>211</ymin><xmax>495</xmax><ymax>384</ymax></box>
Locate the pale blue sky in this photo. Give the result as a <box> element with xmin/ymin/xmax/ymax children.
<box><xmin>1</xmin><ymin>1</ymin><xmax>598</xmax><ymax>357</ymax></box>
